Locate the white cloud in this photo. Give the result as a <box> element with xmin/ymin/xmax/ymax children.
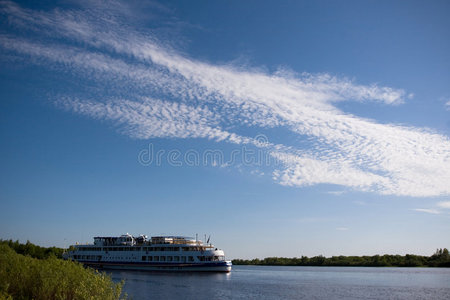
<box><xmin>412</xmin><ymin>208</ymin><xmax>441</xmax><ymax>215</ymax></box>
<box><xmin>353</xmin><ymin>200</ymin><xmax>367</xmax><ymax>206</ymax></box>
<box><xmin>57</xmin><ymin>97</ymin><xmax>233</xmax><ymax>141</ymax></box>
<box><xmin>411</xmin><ymin>201</ymin><xmax>450</xmax><ymax>215</ymax></box>
<box><xmin>1</xmin><ymin>1</ymin><xmax>450</xmax><ymax>197</ymax></box>
<box><xmin>437</xmin><ymin>201</ymin><xmax>450</xmax><ymax>209</ymax></box>
<box><xmin>272</xmin><ymin>152</ymin><xmax>389</xmax><ymax>192</ymax></box>
<box><xmin>446</xmin><ymin>101</ymin><xmax>450</xmax><ymax>111</ymax></box>
<box><xmin>327</xmin><ymin>191</ymin><xmax>346</xmax><ymax>196</ymax></box>
<box><xmin>336</xmin><ymin>227</ymin><xmax>349</xmax><ymax>231</ymax></box>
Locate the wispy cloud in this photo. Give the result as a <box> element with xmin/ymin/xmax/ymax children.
<box><xmin>1</xmin><ymin>1</ymin><xmax>450</xmax><ymax>197</ymax></box>
<box><xmin>56</xmin><ymin>97</ymin><xmax>230</xmax><ymax>141</ymax></box>
<box><xmin>412</xmin><ymin>201</ymin><xmax>450</xmax><ymax>215</ymax></box>
<box><xmin>437</xmin><ymin>201</ymin><xmax>450</xmax><ymax>209</ymax></box>
<box><xmin>336</xmin><ymin>227</ymin><xmax>349</xmax><ymax>231</ymax></box>
<box><xmin>327</xmin><ymin>191</ymin><xmax>346</xmax><ymax>196</ymax></box>
<box><xmin>412</xmin><ymin>208</ymin><xmax>441</xmax><ymax>215</ymax></box>
<box><xmin>353</xmin><ymin>200</ymin><xmax>367</xmax><ymax>206</ymax></box>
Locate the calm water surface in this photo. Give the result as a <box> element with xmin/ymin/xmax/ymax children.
<box><xmin>110</xmin><ymin>265</ymin><xmax>450</xmax><ymax>299</ymax></box>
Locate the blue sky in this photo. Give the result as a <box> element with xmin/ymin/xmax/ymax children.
<box><xmin>1</xmin><ymin>0</ymin><xmax>449</xmax><ymax>259</ymax></box>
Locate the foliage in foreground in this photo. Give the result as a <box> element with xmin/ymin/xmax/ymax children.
<box><xmin>0</xmin><ymin>245</ymin><xmax>126</xmax><ymax>300</ymax></box>
<box><xmin>0</xmin><ymin>240</ymin><xmax>64</xmax><ymax>260</ymax></box>
<box><xmin>233</xmin><ymin>248</ymin><xmax>450</xmax><ymax>267</ymax></box>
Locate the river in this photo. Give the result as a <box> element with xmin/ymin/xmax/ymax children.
<box><xmin>109</xmin><ymin>265</ymin><xmax>450</xmax><ymax>299</ymax></box>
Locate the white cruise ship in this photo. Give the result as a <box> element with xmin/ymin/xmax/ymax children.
<box><xmin>63</xmin><ymin>234</ymin><xmax>232</xmax><ymax>272</ymax></box>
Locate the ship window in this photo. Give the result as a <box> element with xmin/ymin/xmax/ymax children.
<box><xmin>167</xmin><ymin>256</ymin><xmax>173</xmax><ymax>262</ymax></box>
<box><xmin>188</xmin><ymin>256</ymin><xmax>194</xmax><ymax>262</ymax></box>
<box><xmin>142</xmin><ymin>256</ymin><xmax>146</xmax><ymax>261</ymax></box>
<box><xmin>148</xmin><ymin>256</ymin><xmax>152</xmax><ymax>261</ymax></box>
<box><xmin>160</xmin><ymin>256</ymin><xmax>166</xmax><ymax>262</ymax></box>
<box><xmin>174</xmin><ymin>256</ymin><xmax>179</xmax><ymax>261</ymax></box>
<box><xmin>182</xmin><ymin>256</ymin><xmax>186</xmax><ymax>262</ymax></box>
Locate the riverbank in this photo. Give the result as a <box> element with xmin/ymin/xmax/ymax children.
<box><xmin>232</xmin><ymin>249</ymin><xmax>450</xmax><ymax>267</ymax></box>
<box><xmin>0</xmin><ymin>242</ymin><xmax>127</xmax><ymax>300</ymax></box>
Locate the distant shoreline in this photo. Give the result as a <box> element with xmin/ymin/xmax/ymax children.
<box><xmin>2</xmin><ymin>238</ymin><xmax>449</xmax><ymax>268</ymax></box>
<box><xmin>232</xmin><ymin>249</ymin><xmax>450</xmax><ymax>268</ymax></box>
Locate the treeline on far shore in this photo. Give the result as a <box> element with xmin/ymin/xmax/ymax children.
<box><xmin>0</xmin><ymin>240</ymin><xmax>127</xmax><ymax>300</ymax></box>
<box><xmin>232</xmin><ymin>248</ymin><xmax>450</xmax><ymax>267</ymax></box>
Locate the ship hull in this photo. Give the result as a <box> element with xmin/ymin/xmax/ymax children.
<box><xmin>79</xmin><ymin>260</ymin><xmax>232</xmax><ymax>272</ymax></box>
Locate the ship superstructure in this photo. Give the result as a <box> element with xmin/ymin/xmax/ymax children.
<box><xmin>64</xmin><ymin>234</ymin><xmax>232</xmax><ymax>272</ymax></box>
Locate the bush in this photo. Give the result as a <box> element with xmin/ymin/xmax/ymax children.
<box><xmin>0</xmin><ymin>245</ymin><xmax>126</xmax><ymax>300</ymax></box>
<box><xmin>0</xmin><ymin>240</ymin><xmax>64</xmax><ymax>259</ymax></box>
